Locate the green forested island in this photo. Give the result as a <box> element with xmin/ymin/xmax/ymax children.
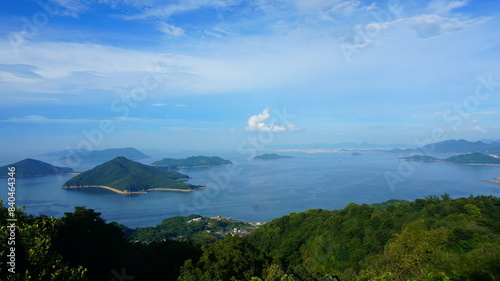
<box><xmin>2</xmin><ymin>195</ymin><xmax>499</xmax><ymax>281</ymax></box>
<box><xmin>254</xmin><ymin>153</ymin><xmax>294</xmax><ymax>160</ymax></box>
<box><xmin>61</xmin><ymin>157</ymin><xmax>201</xmax><ymax>193</ymax></box>
<box><xmin>399</xmin><ymin>152</ymin><xmax>500</xmax><ymax>165</ymax></box>
<box><xmin>0</xmin><ymin>158</ymin><xmax>74</xmax><ymax>177</ymax></box>
<box><xmin>151</xmin><ymin>156</ymin><xmax>232</xmax><ymax>167</ymax></box>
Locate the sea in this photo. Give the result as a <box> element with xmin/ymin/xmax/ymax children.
<box><xmin>1</xmin><ymin>151</ymin><xmax>499</xmax><ymax>228</ymax></box>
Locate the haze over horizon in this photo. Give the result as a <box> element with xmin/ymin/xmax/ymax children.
<box><xmin>1</xmin><ymin>0</ymin><xmax>500</xmax><ymax>154</ymax></box>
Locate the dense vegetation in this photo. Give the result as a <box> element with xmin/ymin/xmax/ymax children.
<box><xmin>0</xmin><ymin>204</ymin><xmax>201</xmax><ymax>281</ymax></box>
<box><xmin>254</xmin><ymin>153</ymin><xmax>294</xmax><ymax>160</ymax></box>
<box><xmin>180</xmin><ymin>195</ymin><xmax>500</xmax><ymax>281</ymax></box>
<box><xmin>399</xmin><ymin>152</ymin><xmax>500</xmax><ymax>165</ymax></box>
<box><xmin>1</xmin><ymin>195</ymin><xmax>499</xmax><ymax>280</ymax></box>
<box><xmin>62</xmin><ymin>157</ymin><xmax>199</xmax><ymax>192</ymax></box>
<box><xmin>59</xmin><ymin>147</ymin><xmax>150</xmax><ymax>161</ymax></box>
<box><xmin>129</xmin><ymin>215</ymin><xmax>259</xmax><ymax>245</ymax></box>
<box><xmin>0</xmin><ymin>158</ymin><xmax>74</xmax><ymax>177</ymax></box>
<box><xmin>151</xmin><ymin>156</ymin><xmax>232</xmax><ymax>167</ymax></box>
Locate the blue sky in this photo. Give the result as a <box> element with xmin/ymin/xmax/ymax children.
<box><xmin>0</xmin><ymin>0</ymin><xmax>499</xmax><ymax>153</ymax></box>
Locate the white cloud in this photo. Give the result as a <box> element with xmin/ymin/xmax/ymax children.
<box><xmin>246</xmin><ymin>107</ymin><xmax>299</xmax><ymax>132</ymax></box>
<box><xmin>403</xmin><ymin>14</ymin><xmax>487</xmax><ymax>38</ymax></box>
<box><xmin>175</xmin><ymin>104</ymin><xmax>188</xmax><ymax>107</ymax></box>
<box><xmin>151</xmin><ymin>103</ymin><xmax>167</xmax><ymax>106</ymax></box>
<box><xmin>158</xmin><ymin>22</ymin><xmax>185</xmax><ymax>37</ymax></box>
<box><xmin>428</xmin><ymin>0</ymin><xmax>470</xmax><ymax>14</ymax></box>
<box><xmin>125</xmin><ymin>0</ymin><xmax>240</xmax><ymax>20</ymax></box>
<box><xmin>2</xmin><ymin>115</ymin><xmax>98</xmax><ymax>124</ymax></box>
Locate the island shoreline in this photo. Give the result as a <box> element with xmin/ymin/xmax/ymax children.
<box><xmin>398</xmin><ymin>159</ymin><xmax>500</xmax><ymax>166</ymax></box>
<box><xmin>61</xmin><ymin>185</ymin><xmax>209</xmax><ymax>194</ymax></box>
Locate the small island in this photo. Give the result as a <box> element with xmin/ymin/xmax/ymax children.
<box><xmin>253</xmin><ymin>153</ymin><xmax>294</xmax><ymax>160</ymax></box>
<box><xmin>399</xmin><ymin>152</ymin><xmax>500</xmax><ymax>165</ymax></box>
<box><xmin>0</xmin><ymin>158</ymin><xmax>75</xmax><ymax>177</ymax></box>
<box><xmin>151</xmin><ymin>156</ymin><xmax>232</xmax><ymax>168</ymax></box>
<box><xmin>61</xmin><ymin>157</ymin><xmax>204</xmax><ymax>194</ymax></box>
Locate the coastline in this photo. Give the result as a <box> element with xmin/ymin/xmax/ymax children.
<box><xmin>480</xmin><ymin>178</ymin><xmax>500</xmax><ymax>185</ymax></box>
<box><xmin>61</xmin><ymin>185</ymin><xmax>209</xmax><ymax>194</ymax></box>
<box><xmin>398</xmin><ymin>159</ymin><xmax>500</xmax><ymax>166</ymax></box>
<box><xmin>0</xmin><ymin>172</ymin><xmax>80</xmax><ymax>178</ymax></box>
<box><xmin>150</xmin><ymin>163</ymin><xmax>232</xmax><ymax>168</ymax></box>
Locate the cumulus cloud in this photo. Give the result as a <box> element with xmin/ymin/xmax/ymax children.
<box><xmin>246</xmin><ymin>107</ymin><xmax>299</xmax><ymax>132</ymax></box>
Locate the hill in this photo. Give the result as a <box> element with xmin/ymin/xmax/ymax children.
<box><xmin>445</xmin><ymin>152</ymin><xmax>500</xmax><ymax>164</ymax></box>
<box><xmin>399</xmin><ymin>152</ymin><xmax>500</xmax><ymax>165</ymax></box>
<box><xmin>0</xmin><ymin>158</ymin><xmax>74</xmax><ymax>177</ymax></box>
<box><xmin>58</xmin><ymin>147</ymin><xmax>150</xmax><ymax>161</ymax></box>
<box><xmin>416</xmin><ymin>139</ymin><xmax>499</xmax><ymax>154</ymax></box>
<box><xmin>129</xmin><ymin>215</ymin><xmax>260</xmax><ymax>244</ymax></box>
<box><xmin>151</xmin><ymin>156</ymin><xmax>232</xmax><ymax>167</ymax></box>
<box><xmin>179</xmin><ymin>195</ymin><xmax>500</xmax><ymax>281</ymax></box>
<box><xmin>62</xmin><ymin>157</ymin><xmax>201</xmax><ymax>193</ymax></box>
<box><xmin>253</xmin><ymin>153</ymin><xmax>294</xmax><ymax>160</ymax></box>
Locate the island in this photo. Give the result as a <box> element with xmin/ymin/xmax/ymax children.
<box><xmin>399</xmin><ymin>152</ymin><xmax>500</xmax><ymax>165</ymax></box>
<box><xmin>58</xmin><ymin>147</ymin><xmax>150</xmax><ymax>161</ymax></box>
<box><xmin>0</xmin><ymin>158</ymin><xmax>75</xmax><ymax>177</ymax></box>
<box><xmin>61</xmin><ymin>157</ymin><xmax>204</xmax><ymax>194</ymax></box>
<box><xmin>399</xmin><ymin>155</ymin><xmax>440</xmax><ymax>162</ymax></box>
<box><xmin>253</xmin><ymin>153</ymin><xmax>294</xmax><ymax>160</ymax></box>
<box><xmin>151</xmin><ymin>156</ymin><xmax>232</xmax><ymax>168</ymax></box>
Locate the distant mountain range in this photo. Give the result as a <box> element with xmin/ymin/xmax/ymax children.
<box><xmin>40</xmin><ymin>147</ymin><xmax>150</xmax><ymax>161</ymax></box>
<box><xmin>151</xmin><ymin>156</ymin><xmax>232</xmax><ymax>168</ymax></box>
<box><xmin>268</xmin><ymin>142</ymin><xmax>410</xmax><ymax>149</ymax></box>
<box><xmin>62</xmin><ymin>157</ymin><xmax>200</xmax><ymax>193</ymax></box>
<box><xmin>0</xmin><ymin>159</ymin><xmax>74</xmax><ymax>177</ymax></box>
<box><xmin>388</xmin><ymin>139</ymin><xmax>500</xmax><ymax>154</ymax></box>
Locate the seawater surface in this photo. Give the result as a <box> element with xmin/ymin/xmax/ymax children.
<box><xmin>1</xmin><ymin>151</ymin><xmax>499</xmax><ymax>228</ymax></box>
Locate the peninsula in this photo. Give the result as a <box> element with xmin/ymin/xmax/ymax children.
<box><xmin>0</xmin><ymin>158</ymin><xmax>75</xmax><ymax>177</ymax></box>
<box><xmin>253</xmin><ymin>153</ymin><xmax>294</xmax><ymax>160</ymax></box>
<box><xmin>61</xmin><ymin>157</ymin><xmax>203</xmax><ymax>194</ymax></box>
<box><xmin>151</xmin><ymin>156</ymin><xmax>232</xmax><ymax>168</ymax></box>
<box><xmin>399</xmin><ymin>152</ymin><xmax>500</xmax><ymax>165</ymax></box>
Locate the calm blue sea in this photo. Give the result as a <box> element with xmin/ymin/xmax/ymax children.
<box><xmin>1</xmin><ymin>151</ymin><xmax>499</xmax><ymax>228</ymax></box>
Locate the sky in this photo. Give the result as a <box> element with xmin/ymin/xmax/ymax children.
<box><xmin>0</xmin><ymin>0</ymin><xmax>499</xmax><ymax>154</ymax></box>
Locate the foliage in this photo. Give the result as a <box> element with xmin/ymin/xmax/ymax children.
<box><xmin>151</xmin><ymin>156</ymin><xmax>232</xmax><ymax>167</ymax></box>
<box><xmin>0</xmin><ymin>204</ymin><xmax>201</xmax><ymax>281</ymax></box>
<box><xmin>179</xmin><ymin>195</ymin><xmax>500</xmax><ymax>281</ymax></box>
<box><xmin>129</xmin><ymin>215</ymin><xmax>257</xmax><ymax>244</ymax></box>
<box><xmin>0</xmin><ymin>159</ymin><xmax>74</xmax><ymax>177</ymax></box>
<box><xmin>62</xmin><ymin>156</ymin><xmax>199</xmax><ymax>192</ymax></box>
